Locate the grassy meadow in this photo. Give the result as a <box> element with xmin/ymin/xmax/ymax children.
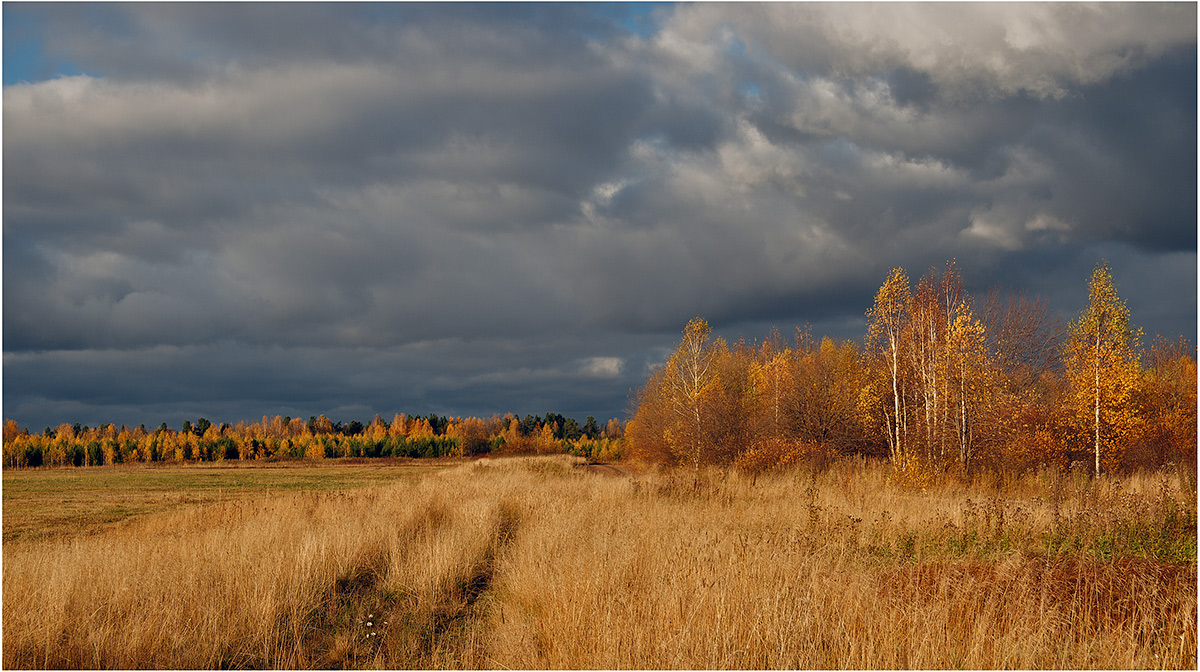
<box><xmin>3</xmin><ymin>456</ymin><xmax>1196</xmax><ymax>669</ymax></box>
<box><xmin>2</xmin><ymin>458</ymin><xmax>451</xmax><ymax>544</ymax></box>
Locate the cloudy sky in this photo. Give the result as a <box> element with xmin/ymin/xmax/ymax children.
<box><xmin>4</xmin><ymin>2</ymin><xmax>1196</xmax><ymax>432</ymax></box>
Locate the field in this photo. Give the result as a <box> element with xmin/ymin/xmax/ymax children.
<box><xmin>2</xmin><ymin>458</ymin><xmax>451</xmax><ymax>544</ymax></box>
<box><xmin>3</xmin><ymin>456</ymin><xmax>1196</xmax><ymax>669</ymax></box>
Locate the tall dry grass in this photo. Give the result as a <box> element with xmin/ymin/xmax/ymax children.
<box><xmin>487</xmin><ymin>459</ymin><xmax>1196</xmax><ymax>669</ymax></box>
<box><xmin>4</xmin><ymin>456</ymin><xmax>1196</xmax><ymax>668</ymax></box>
<box><xmin>3</xmin><ymin>471</ymin><xmax>519</xmax><ymax>668</ymax></box>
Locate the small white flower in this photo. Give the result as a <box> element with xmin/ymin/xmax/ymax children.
<box><xmin>366</xmin><ymin>622</ymin><xmax>373</xmax><ymax>627</ymax></box>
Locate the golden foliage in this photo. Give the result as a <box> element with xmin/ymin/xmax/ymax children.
<box><xmin>734</xmin><ymin>438</ymin><xmax>824</xmax><ymax>472</ymax></box>
<box><xmin>887</xmin><ymin>452</ymin><xmax>935</xmax><ymax>490</ymax></box>
<box><xmin>1063</xmin><ymin>261</ymin><xmax>1143</xmax><ymax>476</ymax></box>
<box><xmin>624</xmin><ymin>260</ymin><xmax>1191</xmax><ymax>477</ymax></box>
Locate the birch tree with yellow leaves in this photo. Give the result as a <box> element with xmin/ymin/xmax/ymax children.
<box><xmin>1064</xmin><ymin>261</ymin><xmax>1143</xmax><ymax>477</ymax></box>
<box><xmin>945</xmin><ymin>305</ymin><xmax>992</xmax><ymax>470</ymax></box>
<box><xmin>663</xmin><ymin>317</ymin><xmax>725</xmax><ymax>469</ymax></box>
<box><xmin>864</xmin><ymin>267</ymin><xmax>912</xmax><ymax>464</ymax></box>
<box><xmin>747</xmin><ymin>333</ymin><xmax>796</xmax><ymax>442</ymax></box>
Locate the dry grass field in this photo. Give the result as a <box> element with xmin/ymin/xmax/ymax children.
<box><xmin>2</xmin><ymin>458</ymin><xmax>451</xmax><ymax>543</ymax></box>
<box><xmin>3</xmin><ymin>456</ymin><xmax>1196</xmax><ymax>669</ymax></box>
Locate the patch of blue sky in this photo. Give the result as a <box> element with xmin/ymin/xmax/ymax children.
<box><xmin>2</xmin><ymin>9</ymin><xmax>93</xmax><ymax>85</ymax></box>
<box><xmin>740</xmin><ymin>81</ymin><xmax>762</xmax><ymax>98</ymax></box>
<box><xmin>4</xmin><ymin>10</ymin><xmax>46</xmax><ymax>85</ymax></box>
<box><xmin>589</xmin><ymin>2</ymin><xmax>670</xmax><ymax>39</ymax></box>
<box><xmin>725</xmin><ymin>32</ymin><xmax>747</xmax><ymax>56</ymax></box>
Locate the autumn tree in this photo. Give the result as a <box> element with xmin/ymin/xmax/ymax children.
<box><xmin>971</xmin><ymin>287</ymin><xmax>1069</xmax><ymax>471</ymax></box>
<box><xmin>367</xmin><ymin>414</ymin><xmax>389</xmax><ymax>442</ymax></box>
<box><xmin>1064</xmin><ymin>262</ymin><xmax>1143</xmax><ymax>477</ymax></box>
<box><xmin>3</xmin><ymin>418</ymin><xmax>22</xmax><ymax>444</ymax></box>
<box><xmin>407</xmin><ymin>417</ymin><xmax>434</xmax><ymax>439</ymax></box>
<box><xmin>794</xmin><ymin>334</ymin><xmax>867</xmax><ymax>452</ymax></box>
<box><xmin>626</xmin><ymin>317</ymin><xmax>732</xmax><ymax>469</ymax></box>
<box><xmin>945</xmin><ymin>304</ymin><xmax>993</xmax><ymax>471</ymax></box>
<box><xmin>663</xmin><ymin>318</ymin><xmax>726</xmax><ymax>468</ymax></box>
<box><xmin>447</xmin><ymin>416</ymin><xmax>491</xmax><ymax>455</ymax></box>
<box><xmin>534</xmin><ymin>421</ymin><xmax>560</xmax><ymax>454</ymax></box>
<box><xmin>907</xmin><ymin>264</ymin><xmax>953</xmax><ymax>465</ymax></box>
<box><xmin>603</xmin><ymin>418</ymin><xmax>624</xmax><ymax>440</ymax></box>
<box><xmin>864</xmin><ymin>267</ymin><xmax>912</xmax><ymax>463</ymax></box>
<box><xmin>746</xmin><ymin>330</ymin><xmax>796</xmax><ymax>444</ymax></box>
<box><xmin>1132</xmin><ymin>335</ymin><xmax>1197</xmax><ymax>469</ymax></box>
<box><xmin>982</xmin><ymin>287</ymin><xmax>1066</xmax><ymax>390</ymax></box>
<box><xmin>309</xmin><ymin>415</ymin><xmax>334</xmax><ymax>435</ymax></box>
<box><xmin>3</xmin><ymin>419</ymin><xmax>31</xmax><ymax>467</ymax></box>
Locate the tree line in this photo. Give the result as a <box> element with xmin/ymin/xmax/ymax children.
<box><xmin>626</xmin><ymin>261</ymin><xmax>1196</xmax><ymax>478</ymax></box>
<box><xmin>2</xmin><ymin>412</ymin><xmax>625</xmax><ymax>468</ymax></box>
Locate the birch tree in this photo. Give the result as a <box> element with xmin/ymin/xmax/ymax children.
<box><xmin>1064</xmin><ymin>262</ymin><xmax>1142</xmax><ymax>477</ymax></box>
<box><xmin>663</xmin><ymin>317</ymin><xmax>723</xmax><ymax>469</ymax></box>
<box><xmin>946</xmin><ymin>305</ymin><xmax>991</xmax><ymax>471</ymax></box>
<box><xmin>865</xmin><ymin>268</ymin><xmax>912</xmax><ymax>463</ymax></box>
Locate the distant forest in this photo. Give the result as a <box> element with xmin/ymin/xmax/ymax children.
<box><xmin>2</xmin><ymin>411</ymin><xmax>625</xmax><ymax>468</ymax></box>
<box><xmin>5</xmin><ymin>260</ymin><xmax>1196</xmax><ymax>477</ymax></box>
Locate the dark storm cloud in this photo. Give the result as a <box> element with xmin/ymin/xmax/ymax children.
<box><xmin>3</xmin><ymin>333</ymin><xmax>661</xmax><ymax>430</ymax></box>
<box><xmin>4</xmin><ymin>3</ymin><xmax>1195</xmax><ymax>431</ymax></box>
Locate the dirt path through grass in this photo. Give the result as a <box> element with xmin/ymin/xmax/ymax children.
<box><xmin>585</xmin><ymin>462</ymin><xmax>632</xmax><ymax>477</ymax></box>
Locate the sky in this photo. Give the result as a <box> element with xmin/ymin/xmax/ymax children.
<box><xmin>3</xmin><ymin>2</ymin><xmax>1197</xmax><ymax>432</ymax></box>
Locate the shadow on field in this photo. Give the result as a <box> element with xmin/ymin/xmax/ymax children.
<box><xmin>583</xmin><ymin>462</ymin><xmax>632</xmax><ymax>478</ymax></box>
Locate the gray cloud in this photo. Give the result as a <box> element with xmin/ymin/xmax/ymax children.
<box><xmin>667</xmin><ymin>3</ymin><xmax>1195</xmax><ymax>100</ymax></box>
<box><xmin>4</xmin><ymin>3</ymin><xmax>1195</xmax><ymax>431</ymax></box>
